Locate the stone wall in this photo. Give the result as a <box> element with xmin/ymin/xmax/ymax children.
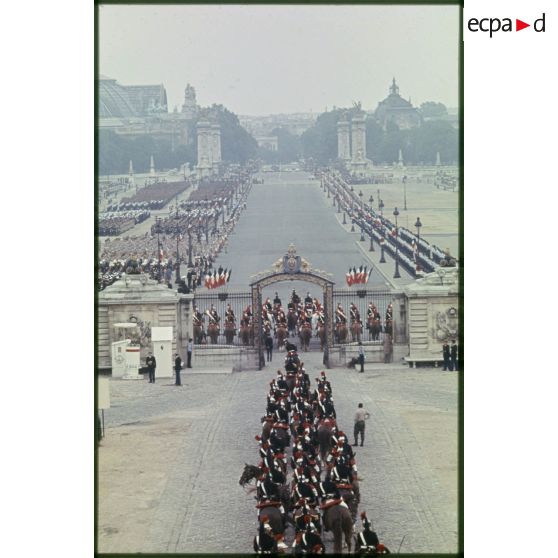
<box><xmin>403</xmin><ymin>268</ymin><xmax>459</xmax><ymax>365</ymax></box>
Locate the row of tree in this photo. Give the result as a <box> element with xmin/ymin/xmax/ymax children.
<box><xmin>98</xmin><ymin>102</ymin><xmax>458</xmax><ymax>174</ymax></box>
<box><xmin>298</xmin><ymin>106</ymin><xmax>458</xmax><ymax>166</ymax></box>
<box><xmin>98</xmin><ymin>104</ymin><xmax>258</xmax><ymax>175</ymax></box>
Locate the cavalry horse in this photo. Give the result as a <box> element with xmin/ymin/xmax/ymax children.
<box><xmin>321</xmin><ymin>502</ymin><xmax>353</xmax><ymax>554</ymax></box>
<box><xmin>207</xmin><ymin>323</ymin><xmax>220</xmax><ymax>344</ymax></box>
<box><xmin>299</xmin><ymin>322</ymin><xmax>312</xmax><ymax>352</ymax></box>
<box><xmin>276</xmin><ymin>324</ymin><xmax>288</xmax><ymax>350</ymax></box>
<box><xmin>193</xmin><ymin>323</ymin><xmax>204</xmax><ymax>345</ymax></box>
<box><xmin>350</xmin><ymin>320</ymin><xmax>363</xmax><ymax>343</ymax></box>
<box><xmin>240</xmin><ymin>323</ymin><xmax>254</xmax><ymax>346</ymax></box>
<box><xmin>224</xmin><ymin>321</ymin><xmax>236</xmax><ymax>345</ymax></box>
<box><xmin>367</xmin><ymin>316</ymin><xmax>382</xmax><ymax>341</ymax></box>
<box><xmin>335</xmin><ymin>322</ymin><xmax>348</xmax><ymax>344</ymax></box>
<box><xmin>287</xmin><ymin>309</ymin><xmax>298</xmax><ymax>337</ymax></box>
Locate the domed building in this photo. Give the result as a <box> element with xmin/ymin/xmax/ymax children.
<box><xmin>374</xmin><ymin>78</ymin><xmax>421</xmax><ymax>131</ymax></box>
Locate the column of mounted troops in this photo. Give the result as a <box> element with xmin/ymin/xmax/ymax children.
<box><xmin>240</xmin><ymin>347</ymin><xmax>390</xmax><ymax>554</ymax></box>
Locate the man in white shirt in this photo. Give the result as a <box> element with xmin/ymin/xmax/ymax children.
<box><xmin>353</xmin><ymin>403</ymin><xmax>370</xmax><ymax>447</ymax></box>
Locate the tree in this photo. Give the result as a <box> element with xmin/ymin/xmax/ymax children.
<box><xmin>419</xmin><ymin>101</ymin><xmax>448</xmax><ymax>118</ymax></box>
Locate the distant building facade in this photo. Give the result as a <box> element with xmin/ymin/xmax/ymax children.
<box><xmin>374</xmin><ymin>78</ymin><xmax>422</xmax><ymax>131</ymax></box>
<box><xmin>239</xmin><ymin>113</ymin><xmax>317</xmax><ymax>137</ymax></box>
<box><xmin>98</xmin><ymin>76</ymin><xmax>199</xmax><ymax>148</ymax></box>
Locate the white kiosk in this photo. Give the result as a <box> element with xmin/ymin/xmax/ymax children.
<box><xmin>151</xmin><ymin>326</ymin><xmax>173</xmax><ymax>378</ymax></box>
<box><xmin>112</xmin><ymin>323</ymin><xmax>143</xmax><ymax>380</ymax></box>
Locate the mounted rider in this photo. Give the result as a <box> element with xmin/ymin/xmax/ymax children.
<box><xmin>336</xmin><ymin>304</ymin><xmax>347</xmax><ymax>324</ymax></box>
<box><xmin>253</xmin><ymin>515</ymin><xmax>278</xmax><ymax>554</ymax></box>
<box><xmin>273</xmin><ymin>291</ymin><xmax>282</xmax><ymax>306</ymax></box>
<box><xmin>291</xmin><ymin>289</ymin><xmax>301</xmax><ymax>306</ymax></box>
<box><xmin>192</xmin><ymin>305</ymin><xmax>204</xmax><ymax>327</ymax></box>
<box><xmin>206</xmin><ymin>304</ymin><xmax>220</xmax><ymax>324</ymax></box>
<box><xmin>350</xmin><ymin>303</ymin><xmax>361</xmax><ymax>323</ymax></box>
<box><xmin>355</xmin><ymin>512</ymin><xmax>390</xmax><ymax>554</ymax></box>
<box><xmin>225</xmin><ymin>303</ymin><xmax>235</xmax><ymax>324</ymax></box>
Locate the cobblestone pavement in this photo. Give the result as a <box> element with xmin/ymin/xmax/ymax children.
<box><xmin>97</xmin><ymin>352</ymin><xmax>458</xmax><ymax>554</ymax></box>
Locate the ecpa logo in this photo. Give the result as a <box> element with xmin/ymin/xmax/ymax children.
<box><xmin>468</xmin><ymin>13</ymin><xmax>546</xmax><ymax>37</ymax></box>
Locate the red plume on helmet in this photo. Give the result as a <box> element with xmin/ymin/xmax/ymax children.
<box><xmin>360</xmin><ymin>511</ymin><xmax>367</xmax><ymax>520</ymax></box>
<box><xmin>255</xmin><ymin>435</ymin><xmax>261</xmax><ymax>441</ymax></box>
<box><xmin>261</xmin><ymin>515</ymin><xmax>269</xmax><ymax>523</ymax></box>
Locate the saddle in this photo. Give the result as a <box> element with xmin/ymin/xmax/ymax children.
<box><xmin>319</xmin><ymin>498</ymin><xmax>343</xmax><ymax>510</ymax></box>
<box><xmin>273</xmin><ymin>423</ymin><xmax>290</xmax><ymax>430</ymax></box>
<box><xmin>256</xmin><ymin>500</ymin><xmax>282</xmax><ymax>509</ymax></box>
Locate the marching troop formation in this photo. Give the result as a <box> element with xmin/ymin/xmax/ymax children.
<box><xmin>239</xmin><ymin>350</ymin><xmax>390</xmax><ymax>554</ymax></box>
<box><xmin>97</xmin><ymin>177</ymin><xmax>252</xmax><ymax>291</ymax></box>
<box><xmin>190</xmin><ymin>290</ymin><xmax>393</xmax><ymax>349</ymax></box>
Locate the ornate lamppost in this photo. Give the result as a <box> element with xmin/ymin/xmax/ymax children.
<box><xmin>379</xmin><ymin>234</ymin><xmax>386</xmax><ymax>263</ymax></box>
<box><xmin>403</xmin><ymin>177</ymin><xmax>407</xmax><ymax>211</ymax></box>
<box><xmin>393</xmin><ymin>207</ymin><xmax>401</xmax><ymax>279</ymax></box>
<box><xmin>379</xmin><ymin>199</ymin><xmax>384</xmax><ymax>216</ymax></box>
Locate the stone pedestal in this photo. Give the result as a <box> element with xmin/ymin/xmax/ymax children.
<box><xmin>337</xmin><ymin>118</ymin><xmax>351</xmax><ymax>161</ymax></box>
<box><xmin>402</xmin><ymin>267</ymin><xmax>459</xmax><ymax>366</ymax></box>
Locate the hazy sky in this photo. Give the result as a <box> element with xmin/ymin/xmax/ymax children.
<box><xmin>99</xmin><ymin>4</ymin><xmax>459</xmax><ymax>116</ymax></box>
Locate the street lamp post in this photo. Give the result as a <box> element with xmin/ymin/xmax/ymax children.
<box><xmin>379</xmin><ymin>199</ymin><xmax>384</xmax><ymax>216</ymax></box>
<box><xmin>187</xmin><ymin>227</ymin><xmax>193</xmax><ymax>267</ymax></box>
<box><xmin>155</xmin><ymin>216</ymin><xmax>162</xmax><ymax>283</ymax></box>
<box><xmin>175</xmin><ymin>204</ymin><xmax>181</xmax><ymax>282</ymax></box>
<box><xmin>360</xmin><ymin>227</ymin><xmax>365</xmax><ymax>242</ymax></box>
<box><xmin>343</xmin><ymin>212</ymin><xmax>346</xmax><ymax>225</ymax></box>
<box><xmin>415</xmin><ymin>217</ymin><xmax>422</xmax><ymax>275</ymax></box>
<box><xmin>403</xmin><ymin>177</ymin><xmax>407</xmax><ymax>211</ymax></box>
<box><xmin>379</xmin><ymin>236</ymin><xmax>386</xmax><ymax>263</ymax></box>
<box><xmin>351</xmin><ymin>219</ymin><xmax>355</xmax><ymax>233</ymax></box>
<box><xmin>393</xmin><ymin>207</ymin><xmax>401</xmax><ymax>278</ymax></box>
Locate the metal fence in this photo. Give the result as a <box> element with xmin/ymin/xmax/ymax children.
<box><xmin>332</xmin><ymin>288</ymin><xmax>394</xmax><ymax>345</ymax></box>
<box><xmin>193</xmin><ymin>290</ymin><xmax>253</xmax><ymax>346</ymax></box>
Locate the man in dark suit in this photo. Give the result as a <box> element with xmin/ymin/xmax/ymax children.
<box><xmin>442</xmin><ymin>342</ymin><xmax>451</xmax><ymax>371</ymax></box>
<box><xmin>450</xmin><ymin>340</ymin><xmax>458</xmax><ymax>371</ymax></box>
<box><xmin>174</xmin><ymin>353</ymin><xmax>182</xmax><ymax>386</ymax></box>
<box><xmin>265</xmin><ymin>333</ymin><xmax>273</xmax><ymax>362</ymax></box>
<box><xmin>146</xmin><ymin>352</ymin><xmax>156</xmax><ymax>383</ymax></box>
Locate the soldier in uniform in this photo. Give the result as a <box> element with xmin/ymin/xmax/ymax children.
<box><xmin>384</xmin><ymin>303</ymin><xmax>393</xmax><ymax>336</ymax></box>
<box><xmin>355</xmin><ymin>512</ymin><xmax>391</xmax><ymax>554</ymax></box>
<box><xmin>304</xmin><ymin>292</ymin><xmax>313</xmax><ymax>305</ymax></box>
<box><xmin>207</xmin><ymin>304</ymin><xmax>220</xmax><ymax>324</ymax></box>
<box><xmin>225</xmin><ymin>303</ymin><xmax>235</xmax><ymax>324</ymax></box>
<box><xmin>273</xmin><ymin>291</ymin><xmax>282</xmax><ymax>306</ymax></box>
<box><xmin>350</xmin><ymin>303</ymin><xmax>361</xmax><ymax>323</ymax></box>
<box><xmin>253</xmin><ymin>516</ymin><xmax>278</xmax><ymax>554</ymax></box>
<box><xmin>336</xmin><ymin>303</ymin><xmax>347</xmax><ymax>324</ymax></box>
<box><xmin>291</xmin><ymin>289</ymin><xmax>301</xmax><ymax>305</ymax></box>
